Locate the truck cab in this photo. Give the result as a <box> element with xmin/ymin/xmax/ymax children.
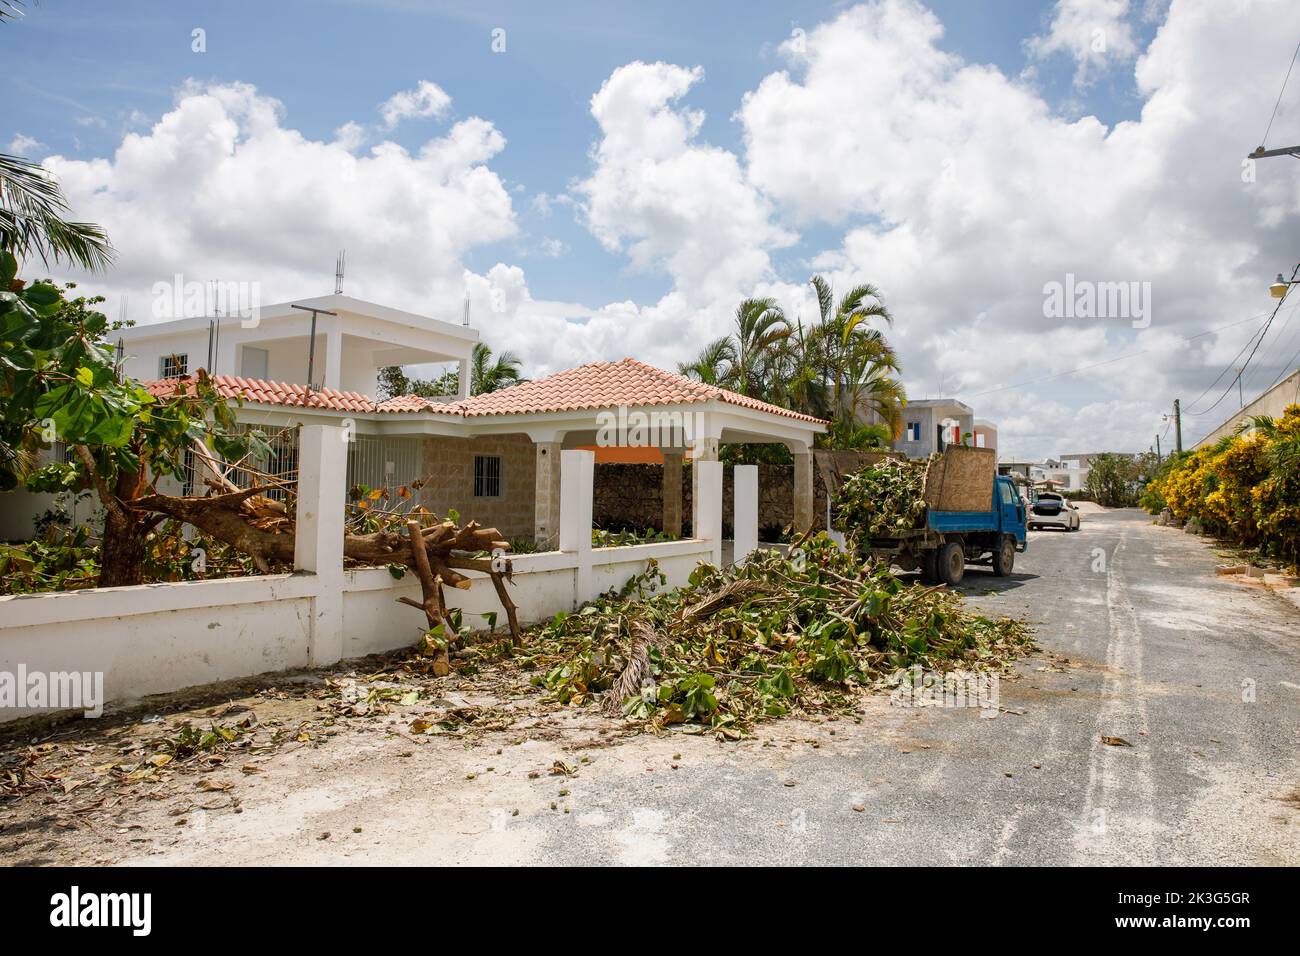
<box><xmin>919</xmin><ymin>474</ymin><xmax>1027</xmax><ymax>585</ymax></box>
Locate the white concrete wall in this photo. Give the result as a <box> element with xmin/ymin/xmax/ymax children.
<box><xmin>0</xmin><ymin>425</ymin><xmax>723</xmax><ymax>722</ymax></box>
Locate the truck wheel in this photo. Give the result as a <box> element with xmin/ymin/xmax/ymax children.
<box><xmin>992</xmin><ymin>537</ymin><xmax>1015</xmax><ymax>576</ymax></box>
<box><xmin>921</xmin><ymin>550</ymin><xmax>938</xmax><ymax>583</ymax></box>
<box><xmin>937</xmin><ymin>541</ymin><xmax>965</xmax><ymax>587</ymax></box>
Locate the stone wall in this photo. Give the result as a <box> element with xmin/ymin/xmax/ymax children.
<box><xmin>593</xmin><ymin>455</ymin><xmax>866</xmax><ymax>539</ymax></box>
<box><xmin>419</xmin><ymin>433</ymin><xmax>536</xmax><ymax>539</ymax></box>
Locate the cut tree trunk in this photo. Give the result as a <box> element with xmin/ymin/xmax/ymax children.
<box><xmin>97</xmin><ymin>506</ymin><xmax>151</xmax><ymax>588</ymax></box>
<box><xmin>126</xmin><ymin>488</ymin><xmax>523</xmax><ymax>646</ymax></box>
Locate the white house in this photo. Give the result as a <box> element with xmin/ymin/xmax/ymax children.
<box><xmin>4</xmin><ymin>293</ymin><xmax>826</xmax><ymax>546</ymax></box>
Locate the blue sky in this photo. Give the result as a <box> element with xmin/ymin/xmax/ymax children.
<box><xmin>3</xmin><ymin>0</ymin><xmax>1298</xmax><ymax>458</ymax></box>
<box><xmin>5</xmin><ymin>0</ymin><xmax>1157</xmax><ymax>306</ymax></box>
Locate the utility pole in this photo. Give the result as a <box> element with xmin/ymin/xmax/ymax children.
<box><xmin>1155</xmin><ymin>433</ymin><xmax>1162</xmax><ymax>462</ymax></box>
<box><xmin>1235</xmin><ymin>367</ymin><xmax>1245</xmax><ymax>408</ymax></box>
<box><xmin>1174</xmin><ymin>399</ymin><xmax>1183</xmax><ymax>454</ymax></box>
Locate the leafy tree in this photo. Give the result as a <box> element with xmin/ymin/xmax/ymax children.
<box><xmin>1084</xmin><ymin>452</ymin><xmax>1159</xmax><ymax>508</ymax></box>
<box><xmin>1</xmin><ymin>256</ymin><xmax>263</xmax><ymax>584</ymax></box>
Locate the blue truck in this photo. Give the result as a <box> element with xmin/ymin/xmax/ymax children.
<box><xmin>857</xmin><ymin>451</ymin><xmax>1028</xmax><ymax>587</ymax></box>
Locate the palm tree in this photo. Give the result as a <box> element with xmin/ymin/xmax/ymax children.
<box><xmin>730</xmin><ymin>297</ymin><xmax>788</xmax><ymax>396</ymax></box>
<box><xmin>679</xmin><ymin>298</ymin><xmax>788</xmax><ymax>396</ymax></box>
<box><xmin>798</xmin><ymin>275</ymin><xmax>905</xmax><ymax>441</ymax></box>
<box><xmin>470</xmin><ymin>342</ymin><xmax>523</xmax><ymax>395</ymax></box>
<box><xmin>1</xmin><ymin>154</ymin><xmax>115</xmax><ymax>273</ymax></box>
<box><xmin>679</xmin><ymin>336</ymin><xmax>736</xmax><ymax>387</ymax></box>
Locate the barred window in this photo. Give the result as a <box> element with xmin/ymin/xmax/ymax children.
<box><xmin>159</xmin><ymin>353</ymin><xmax>188</xmax><ymax>379</ymax></box>
<box><xmin>182</xmin><ymin>447</ymin><xmax>196</xmax><ymax>496</ymax></box>
<box><xmin>474</xmin><ymin>455</ymin><xmax>501</xmax><ymax>498</ymax></box>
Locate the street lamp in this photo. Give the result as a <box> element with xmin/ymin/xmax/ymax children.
<box><xmin>1270</xmin><ymin>272</ymin><xmax>1293</xmax><ymax>298</ymax></box>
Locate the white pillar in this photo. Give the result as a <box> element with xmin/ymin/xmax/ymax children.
<box><xmin>560</xmin><ymin>449</ymin><xmax>594</xmax><ymax>605</ymax></box>
<box><xmin>695</xmin><ymin>459</ymin><xmax>723</xmax><ymax>567</ymax></box>
<box><xmin>733</xmin><ymin>464</ymin><xmax>758</xmax><ymax>566</ymax></box>
<box><xmin>323</xmin><ymin>320</ymin><xmax>342</xmax><ymax>391</ymax></box>
<box><xmin>295</xmin><ymin>424</ymin><xmax>347</xmax><ymax>665</ymax></box>
<box><xmin>458</xmin><ymin>356</ymin><xmax>471</xmax><ymax>400</ymax></box>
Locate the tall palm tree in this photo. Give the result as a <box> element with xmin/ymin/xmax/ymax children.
<box><xmin>805</xmin><ymin>275</ymin><xmax>904</xmax><ymax>438</ymax></box>
<box><xmin>730</xmin><ymin>297</ymin><xmax>788</xmax><ymax>397</ymax></box>
<box><xmin>1</xmin><ymin>154</ymin><xmax>115</xmax><ymax>273</ymax></box>
<box><xmin>470</xmin><ymin>342</ymin><xmax>523</xmax><ymax>395</ymax></box>
<box><xmin>679</xmin><ymin>336</ymin><xmax>736</xmax><ymax>387</ymax></box>
<box><xmin>679</xmin><ymin>298</ymin><xmax>788</xmax><ymax>396</ymax></box>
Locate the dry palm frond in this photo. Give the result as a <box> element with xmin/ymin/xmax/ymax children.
<box><xmin>602</xmin><ymin>618</ymin><xmax>664</xmax><ymax>715</ymax></box>
<box><xmin>680</xmin><ymin>578</ymin><xmax>765</xmax><ymax>622</ymax></box>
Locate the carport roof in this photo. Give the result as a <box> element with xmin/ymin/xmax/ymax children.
<box><xmin>144</xmin><ymin>359</ymin><xmax>828</xmax><ymax>426</ymax></box>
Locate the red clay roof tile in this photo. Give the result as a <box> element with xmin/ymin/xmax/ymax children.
<box><xmin>143</xmin><ymin>361</ymin><xmax>826</xmax><ymax>426</ymax></box>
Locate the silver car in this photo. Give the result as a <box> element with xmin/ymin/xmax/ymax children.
<box><xmin>1028</xmin><ymin>492</ymin><xmax>1081</xmax><ymax>531</ymax></box>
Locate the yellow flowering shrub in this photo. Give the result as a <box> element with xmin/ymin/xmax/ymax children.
<box><xmin>1144</xmin><ymin>404</ymin><xmax>1300</xmax><ymax>569</ymax></box>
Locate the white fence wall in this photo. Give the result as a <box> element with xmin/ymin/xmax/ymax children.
<box><xmin>0</xmin><ymin>425</ymin><xmax>743</xmax><ymax>722</ymax></box>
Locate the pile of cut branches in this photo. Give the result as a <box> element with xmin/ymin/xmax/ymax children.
<box><xmin>832</xmin><ymin>455</ymin><xmax>933</xmax><ymax>542</ymax></box>
<box><xmin>522</xmin><ymin>534</ymin><xmax>1032</xmax><ymax>733</ymax></box>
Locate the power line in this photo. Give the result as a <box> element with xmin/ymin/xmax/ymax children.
<box><xmin>1189</xmin><ymin>264</ymin><xmax>1300</xmax><ymax>419</ymax></box>
<box><xmin>1240</xmin><ymin>296</ymin><xmax>1300</xmax><ymax>396</ymax></box>
<box><xmin>964</xmin><ymin>310</ymin><xmax>1273</xmax><ymax>399</ymax></box>
<box><xmin>1260</xmin><ymin>39</ymin><xmax>1300</xmax><ymax>149</ymax></box>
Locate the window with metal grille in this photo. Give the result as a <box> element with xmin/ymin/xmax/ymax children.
<box><xmin>159</xmin><ymin>353</ymin><xmax>188</xmax><ymax>379</ymax></box>
<box><xmin>181</xmin><ymin>447</ymin><xmax>196</xmax><ymax>496</ymax></box>
<box><xmin>474</xmin><ymin>455</ymin><xmax>501</xmax><ymax>498</ymax></box>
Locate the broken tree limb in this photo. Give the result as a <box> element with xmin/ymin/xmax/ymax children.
<box><xmin>123</xmin><ymin>487</ymin><xmax>524</xmax><ymax>653</ymax></box>
<box><xmin>405</xmin><ymin>519</ymin><xmax>451</xmax><ymax>677</ymax></box>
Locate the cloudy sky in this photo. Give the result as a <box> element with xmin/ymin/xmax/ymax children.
<box><xmin>4</xmin><ymin>0</ymin><xmax>1300</xmax><ymax>459</ymax></box>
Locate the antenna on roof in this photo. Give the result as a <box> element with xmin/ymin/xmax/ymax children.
<box><xmin>462</xmin><ymin>293</ymin><xmax>471</xmax><ymax>327</ymax></box>
<box><xmin>334</xmin><ymin>250</ymin><xmax>346</xmax><ymax>295</ymax></box>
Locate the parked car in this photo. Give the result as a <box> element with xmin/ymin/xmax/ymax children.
<box><xmin>1028</xmin><ymin>492</ymin><xmax>1080</xmax><ymax>531</ymax></box>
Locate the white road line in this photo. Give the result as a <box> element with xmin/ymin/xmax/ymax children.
<box><xmin>1073</xmin><ymin>526</ymin><xmax>1158</xmax><ymax>863</ymax></box>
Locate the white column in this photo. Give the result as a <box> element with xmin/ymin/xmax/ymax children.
<box><xmin>295</xmin><ymin>424</ymin><xmax>347</xmax><ymax>666</ymax></box>
<box><xmin>323</xmin><ymin>319</ymin><xmax>342</xmax><ymax>391</ymax></box>
<box><xmin>533</xmin><ymin>439</ymin><xmax>563</xmax><ymax>549</ymax></box>
<box><xmin>733</xmin><ymin>464</ymin><xmax>758</xmax><ymax>566</ymax></box>
<box><xmin>695</xmin><ymin>459</ymin><xmax>723</xmax><ymax>567</ymax></box>
<box><xmin>560</xmin><ymin>449</ymin><xmax>594</xmax><ymax>606</ymax></box>
<box><xmin>458</xmin><ymin>356</ymin><xmax>471</xmax><ymax>400</ymax></box>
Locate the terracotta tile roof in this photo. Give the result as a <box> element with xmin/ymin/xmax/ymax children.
<box><xmin>454</xmin><ymin>359</ymin><xmax>827</xmax><ymax>424</ymax></box>
<box><xmin>144</xmin><ymin>375</ymin><xmax>407</xmax><ymax>414</ymax></box>
<box><xmin>143</xmin><ymin>361</ymin><xmax>826</xmax><ymax>426</ymax></box>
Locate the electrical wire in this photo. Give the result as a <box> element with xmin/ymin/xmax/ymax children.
<box><xmin>1240</xmin><ymin>296</ymin><xmax>1300</xmax><ymax>396</ymax></box>
<box><xmin>964</xmin><ymin>310</ymin><xmax>1273</xmax><ymax>399</ymax></box>
<box><xmin>1261</xmin><ymin>40</ymin><xmax>1300</xmax><ymax>149</ymax></box>
<box><xmin>1189</xmin><ymin>264</ymin><xmax>1300</xmax><ymax>419</ymax></box>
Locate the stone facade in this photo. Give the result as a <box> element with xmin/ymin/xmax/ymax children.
<box><xmin>418</xmin><ymin>434</ymin><xmax>536</xmax><ymax>540</ymax></box>
<box><xmin>592</xmin><ymin>459</ymin><xmax>851</xmax><ymax>539</ymax></box>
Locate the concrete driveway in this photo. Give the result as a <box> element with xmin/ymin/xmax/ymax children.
<box><xmin>6</xmin><ymin>509</ymin><xmax>1298</xmax><ymax>866</ymax></box>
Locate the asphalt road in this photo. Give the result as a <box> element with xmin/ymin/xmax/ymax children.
<box><xmin>37</xmin><ymin>508</ymin><xmax>1296</xmax><ymax>867</ymax></box>
<box><xmin>502</xmin><ymin>508</ymin><xmax>1300</xmax><ymax>866</ymax></box>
